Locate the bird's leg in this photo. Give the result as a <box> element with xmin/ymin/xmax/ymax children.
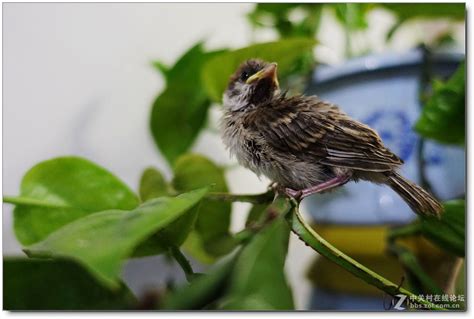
<box><xmin>285</xmin><ymin>174</ymin><xmax>351</xmax><ymax>200</ymax></box>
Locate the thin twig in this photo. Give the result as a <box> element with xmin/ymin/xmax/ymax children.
<box><xmin>206</xmin><ymin>190</ymin><xmax>274</xmax><ymax>204</ymax></box>
<box><xmin>388</xmin><ymin>242</ymin><xmax>444</xmax><ymax>295</ymax></box>
<box><xmin>169</xmin><ymin>246</ymin><xmax>194</xmax><ymax>282</ymax></box>
<box><xmin>287</xmin><ymin>205</ymin><xmax>445</xmax><ymax>310</ymax></box>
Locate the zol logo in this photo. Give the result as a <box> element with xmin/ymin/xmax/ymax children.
<box><xmin>393</xmin><ymin>294</ymin><xmax>407</xmax><ymax>310</ymax></box>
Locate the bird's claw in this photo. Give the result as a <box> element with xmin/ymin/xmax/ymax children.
<box><xmin>284</xmin><ymin>188</ymin><xmax>303</xmax><ymax>207</ymax></box>
<box><xmin>285</xmin><ymin>188</ymin><xmax>302</xmax><ymax>199</ymax></box>
<box><xmin>268</xmin><ymin>183</ymin><xmax>302</xmax><ymax>206</ymax></box>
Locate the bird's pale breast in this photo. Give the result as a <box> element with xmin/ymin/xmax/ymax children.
<box><xmin>221</xmin><ymin>109</ymin><xmax>330</xmax><ymax>189</ymax></box>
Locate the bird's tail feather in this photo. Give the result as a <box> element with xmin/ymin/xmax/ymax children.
<box><xmin>386</xmin><ymin>172</ymin><xmax>443</xmax><ymax>217</ymax></box>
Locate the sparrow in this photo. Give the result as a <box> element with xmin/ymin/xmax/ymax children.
<box><xmin>220</xmin><ymin>59</ymin><xmax>443</xmax><ymax>217</ymax></box>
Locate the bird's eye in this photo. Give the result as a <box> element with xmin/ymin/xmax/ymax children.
<box><xmin>240</xmin><ymin>71</ymin><xmax>250</xmax><ymax>81</ymax></box>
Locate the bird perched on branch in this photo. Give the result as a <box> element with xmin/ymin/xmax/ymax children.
<box><xmin>221</xmin><ymin>59</ymin><xmax>443</xmax><ymax>217</ymax></box>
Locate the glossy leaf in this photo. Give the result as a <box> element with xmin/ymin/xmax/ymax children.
<box><xmin>133</xmin><ymin>167</ymin><xmax>196</xmax><ymax>257</ymax></box>
<box><xmin>173</xmin><ymin>154</ymin><xmax>235</xmax><ymax>261</ymax></box>
<box><xmin>202</xmin><ymin>38</ymin><xmax>317</xmax><ymax>102</ymax></box>
<box><xmin>161</xmin><ymin>250</ymin><xmax>240</xmax><ymax>310</ymax></box>
<box><xmin>415</xmin><ymin>62</ymin><xmax>465</xmax><ymax>145</ymax></box>
<box><xmin>139</xmin><ymin>167</ymin><xmax>171</xmax><ymax>202</ymax></box>
<box><xmin>4</xmin><ymin>258</ymin><xmax>136</xmax><ymax>310</ymax></box>
<box><xmin>221</xmin><ymin>214</ymin><xmax>294</xmax><ymax>310</ymax></box>
<box><xmin>5</xmin><ymin>157</ymin><xmax>139</xmax><ymax>245</ymax></box>
<box><xmin>150</xmin><ymin>43</ymin><xmax>225</xmax><ymax>165</ymax></box>
<box><xmin>420</xmin><ymin>200</ymin><xmax>465</xmax><ymax>257</ymax></box>
<box><xmin>131</xmin><ymin>207</ymin><xmax>199</xmax><ymax>258</ymax></box>
<box><xmin>24</xmin><ymin>188</ymin><xmax>209</xmax><ymax>288</ymax></box>
<box><xmin>152</xmin><ymin>43</ymin><xmax>225</xmax><ymax>84</ymax></box>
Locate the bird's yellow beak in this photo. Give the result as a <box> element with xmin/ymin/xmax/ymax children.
<box><xmin>246</xmin><ymin>62</ymin><xmax>279</xmax><ymax>87</ymax></box>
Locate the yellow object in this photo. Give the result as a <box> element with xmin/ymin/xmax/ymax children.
<box><xmin>307</xmin><ymin>223</ymin><xmax>450</xmax><ymax>296</ymax></box>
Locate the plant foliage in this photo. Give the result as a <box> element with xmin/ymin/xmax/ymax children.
<box><xmin>415</xmin><ymin>62</ymin><xmax>465</xmax><ymax>145</ymax></box>
<box><xmin>4</xmin><ymin>258</ymin><xmax>136</xmax><ymax>310</ymax></box>
<box><xmin>3</xmin><ymin>3</ymin><xmax>465</xmax><ymax>311</ymax></box>
<box><xmin>24</xmin><ymin>186</ymin><xmax>208</xmax><ymax>288</ymax></box>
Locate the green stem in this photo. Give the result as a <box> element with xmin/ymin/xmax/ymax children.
<box><xmin>206</xmin><ymin>191</ymin><xmax>274</xmax><ymax>204</ymax></box>
<box><xmin>286</xmin><ymin>206</ymin><xmax>445</xmax><ymax>310</ymax></box>
<box><xmin>387</xmin><ymin>222</ymin><xmax>443</xmax><ymax>295</ymax></box>
<box><xmin>234</xmin><ymin>229</ymin><xmax>254</xmax><ymax>243</ymax></box>
<box><xmin>169</xmin><ymin>246</ymin><xmax>194</xmax><ymax>282</ymax></box>
<box><xmin>234</xmin><ymin>196</ymin><xmax>292</xmax><ymax>244</ymax></box>
<box><xmin>388</xmin><ymin>243</ymin><xmax>444</xmax><ymax>295</ymax></box>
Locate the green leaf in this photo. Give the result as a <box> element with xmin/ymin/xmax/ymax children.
<box><xmin>5</xmin><ymin>157</ymin><xmax>139</xmax><ymax>245</ymax></box>
<box><xmin>4</xmin><ymin>258</ymin><xmax>136</xmax><ymax>310</ymax></box>
<box><xmin>133</xmin><ymin>167</ymin><xmax>196</xmax><ymax>257</ymax></box>
<box><xmin>173</xmin><ymin>154</ymin><xmax>235</xmax><ymax>261</ymax></box>
<box><xmin>245</xmin><ymin>203</ymin><xmax>269</xmax><ymax>228</ymax></box>
<box><xmin>415</xmin><ymin>62</ymin><xmax>465</xmax><ymax>145</ymax></box>
<box><xmin>181</xmin><ymin>230</ymin><xmax>216</xmax><ymax>264</ymax></box>
<box><xmin>333</xmin><ymin>3</ymin><xmax>373</xmax><ymax>31</ymax></box>
<box><xmin>152</xmin><ymin>60</ymin><xmax>170</xmax><ymax>78</ymax></box>
<box><xmin>382</xmin><ymin>3</ymin><xmax>465</xmax><ymax>21</ymax></box>
<box><xmin>420</xmin><ymin>200</ymin><xmax>465</xmax><ymax>257</ymax></box>
<box><xmin>150</xmin><ymin>43</ymin><xmax>226</xmax><ymax>165</ymax></box>
<box><xmin>248</xmin><ymin>4</ymin><xmax>323</xmax><ymax>38</ymax></box>
<box><xmin>221</xmin><ymin>214</ymin><xmax>294</xmax><ymax>310</ymax></box>
<box><xmin>24</xmin><ymin>188</ymin><xmax>209</xmax><ymax>288</ymax></box>
<box><xmin>161</xmin><ymin>250</ymin><xmax>240</xmax><ymax>310</ymax></box>
<box><xmin>202</xmin><ymin>38</ymin><xmax>317</xmax><ymax>102</ymax></box>
<box><xmin>131</xmin><ymin>207</ymin><xmax>198</xmax><ymax>258</ymax></box>
<box><xmin>139</xmin><ymin>167</ymin><xmax>171</xmax><ymax>202</ymax></box>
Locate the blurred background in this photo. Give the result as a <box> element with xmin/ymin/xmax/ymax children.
<box><xmin>3</xmin><ymin>3</ymin><xmax>465</xmax><ymax>310</ymax></box>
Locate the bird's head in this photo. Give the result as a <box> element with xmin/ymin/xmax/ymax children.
<box><xmin>223</xmin><ymin>59</ymin><xmax>280</xmax><ymax>111</ymax></box>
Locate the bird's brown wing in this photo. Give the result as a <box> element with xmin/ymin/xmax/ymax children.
<box><xmin>252</xmin><ymin>95</ymin><xmax>403</xmax><ymax>172</ymax></box>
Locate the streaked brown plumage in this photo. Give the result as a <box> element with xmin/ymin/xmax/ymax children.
<box><xmin>221</xmin><ymin>59</ymin><xmax>443</xmax><ymax>217</ymax></box>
